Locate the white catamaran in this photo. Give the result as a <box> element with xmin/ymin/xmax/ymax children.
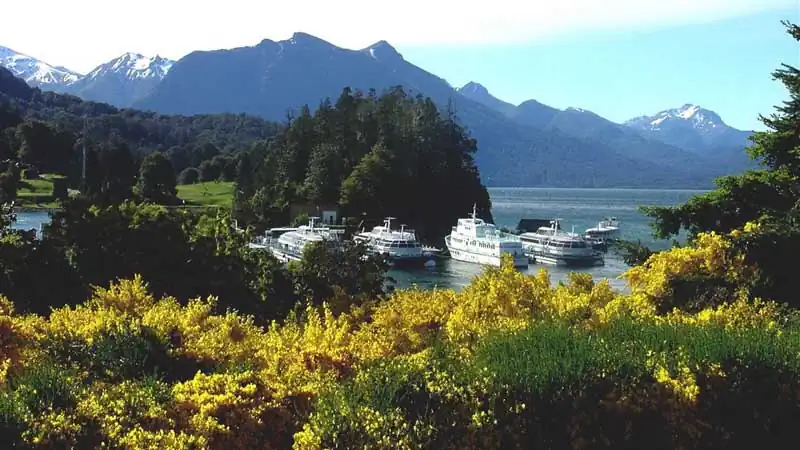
<box><xmin>353</xmin><ymin>217</ymin><xmax>435</xmax><ymax>267</ymax></box>
<box><xmin>444</xmin><ymin>205</ymin><xmax>528</xmax><ymax>268</ymax></box>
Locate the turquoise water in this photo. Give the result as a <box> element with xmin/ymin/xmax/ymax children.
<box><xmin>10</xmin><ymin>188</ymin><xmax>703</xmax><ymax>292</ymax></box>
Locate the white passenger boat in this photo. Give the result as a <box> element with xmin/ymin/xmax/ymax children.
<box><xmin>585</xmin><ymin>217</ymin><xmax>621</xmax><ymax>250</ymax></box>
<box><xmin>444</xmin><ymin>204</ymin><xmax>528</xmax><ymax>268</ymax></box>
<box><xmin>249</xmin><ymin>217</ymin><xmax>343</xmax><ymax>263</ymax></box>
<box><xmin>353</xmin><ymin>217</ymin><xmax>436</xmax><ymax>267</ymax></box>
<box><xmin>519</xmin><ymin>219</ymin><xmax>604</xmax><ymax>267</ymax></box>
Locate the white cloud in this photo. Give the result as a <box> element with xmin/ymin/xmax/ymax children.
<box><xmin>0</xmin><ymin>0</ymin><xmax>792</xmax><ymax>73</ymax></box>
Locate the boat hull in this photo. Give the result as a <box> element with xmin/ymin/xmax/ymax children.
<box><xmin>269</xmin><ymin>247</ymin><xmax>303</xmax><ymax>263</ymax></box>
<box><xmin>386</xmin><ymin>254</ymin><xmax>438</xmax><ymax>268</ymax></box>
<box><xmin>446</xmin><ymin>236</ymin><xmax>528</xmax><ymax>268</ymax></box>
<box><xmin>525</xmin><ymin>249</ymin><xmax>604</xmax><ymax>267</ymax></box>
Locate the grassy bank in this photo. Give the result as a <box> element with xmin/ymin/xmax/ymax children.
<box><xmin>15</xmin><ymin>174</ymin><xmax>61</xmax><ymax>209</ymax></box>
<box><xmin>176</xmin><ymin>181</ymin><xmax>235</xmax><ymax>207</ymax></box>
<box><xmin>13</xmin><ymin>179</ymin><xmax>235</xmax><ymax>210</ymax></box>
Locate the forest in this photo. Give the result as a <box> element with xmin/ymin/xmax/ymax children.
<box><xmin>233</xmin><ymin>86</ymin><xmax>492</xmax><ymax>240</ymax></box>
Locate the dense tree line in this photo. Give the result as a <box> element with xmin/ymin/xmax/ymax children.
<box><xmin>235</xmin><ymin>86</ymin><xmax>493</xmax><ymax>242</ymax></box>
<box><xmin>0</xmin><ymin>200</ymin><xmax>390</xmax><ymax>321</ymax></box>
<box><xmin>0</xmin><ymin>67</ymin><xmax>282</xmax><ymax>195</ymax></box>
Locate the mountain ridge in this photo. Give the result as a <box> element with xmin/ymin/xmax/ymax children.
<box><xmin>0</xmin><ymin>46</ymin><xmax>81</xmax><ymax>90</ymax></box>
<box><xmin>67</xmin><ymin>52</ymin><xmax>175</xmax><ymax>106</ymax></box>
<box><xmin>0</xmin><ymin>36</ymin><xmax>757</xmax><ymax>188</ymax></box>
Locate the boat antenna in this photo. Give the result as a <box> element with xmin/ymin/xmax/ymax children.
<box><xmin>472</xmin><ymin>203</ymin><xmax>477</xmax><ymax>220</ymax></box>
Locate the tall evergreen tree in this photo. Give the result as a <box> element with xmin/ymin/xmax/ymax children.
<box><xmin>136</xmin><ymin>151</ymin><xmax>177</xmax><ymax>204</ymax></box>
<box><xmin>303</xmin><ymin>143</ymin><xmax>344</xmax><ymax>205</ymax></box>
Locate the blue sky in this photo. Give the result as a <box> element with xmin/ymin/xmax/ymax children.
<box><xmin>1</xmin><ymin>0</ymin><xmax>797</xmax><ymax>131</ymax></box>
<box><xmin>400</xmin><ymin>8</ymin><xmax>799</xmax><ymax>131</ymax></box>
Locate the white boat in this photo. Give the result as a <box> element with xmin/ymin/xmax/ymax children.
<box><xmin>444</xmin><ymin>204</ymin><xmax>528</xmax><ymax>268</ymax></box>
<box><xmin>520</xmin><ymin>219</ymin><xmax>604</xmax><ymax>267</ymax></box>
<box><xmin>585</xmin><ymin>217</ymin><xmax>621</xmax><ymax>250</ymax></box>
<box><xmin>249</xmin><ymin>217</ymin><xmax>343</xmax><ymax>263</ymax></box>
<box><xmin>353</xmin><ymin>217</ymin><xmax>436</xmax><ymax>267</ymax></box>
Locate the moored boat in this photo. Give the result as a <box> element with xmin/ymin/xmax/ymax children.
<box><xmin>520</xmin><ymin>219</ymin><xmax>604</xmax><ymax>267</ymax></box>
<box><xmin>585</xmin><ymin>217</ymin><xmax>621</xmax><ymax>250</ymax></box>
<box><xmin>249</xmin><ymin>217</ymin><xmax>343</xmax><ymax>263</ymax></box>
<box><xmin>444</xmin><ymin>204</ymin><xmax>528</xmax><ymax>268</ymax></box>
<box><xmin>353</xmin><ymin>217</ymin><xmax>436</xmax><ymax>267</ymax></box>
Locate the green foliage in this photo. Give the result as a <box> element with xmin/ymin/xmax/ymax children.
<box><xmin>0</xmin><ymin>166</ymin><xmax>17</xmax><ymax>203</ymax></box>
<box><xmin>176</xmin><ymin>181</ymin><xmax>235</xmax><ymax>207</ymax></box>
<box><xmin>178</xmin><ymin>167</ymin><xmax>200</xmax><ymax>185</ymax></box>
<box><xmin>0</xmin><ymin>204</ymin><xmax>86</xmax><ymax>314</ymax></box>
<box><xmin>614</xmin><ymin>239</ymin><xmax>657</xmax><ymax>266</ymax></box>
<box><xmin>310</xmin><ymin>318</ymin><xmax>800</xmax><ymax>449</ymax></box>
<box><xmin>642</xmin><ymin>22</ymin><xmax>800</xmax><ymax>307</ymax></box>
<box><xmin>40</xmin><ymin>200</ymin><xmax>281</xmax><ymax>317</ymax></box>
<box><xmin>0</xmin><ymin>74</ymin><xmax>282</xmax><ymax>200</ymax></box>
<box><xmin>135</xmin><ymin>151</ymin><xmax>178</xmax><ymax>204</ymax></box>
<box><xmin>22</xmin><ymin>199</ymin><xmax>388</xmax><ymax>323</ymax></box>
<box><xmin>15</xmin><ymin>120</ymin><xmax>75</xmax><ymax>174</ymax></box>
<box><xmin>291</xmin><ymin>240</ymin><xmax>391</xmax><ymax>313</ymax></box>
<box><xmin>291</xmin><ymin>213</ymin><xmax>310</xmax><ymax>227</ymax></box>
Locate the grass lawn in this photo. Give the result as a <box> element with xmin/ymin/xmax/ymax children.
<box><xmin>15</xmin><ymin>174</ymin><xmax>61</xmax><ymax>209</ymax></box>
<box><xmin>177</xmin><ymin>181</ymin><xmax>235</xmax><ymax>208</ymax></box>
<box><xmin>14</xmin><ymin>176</ymin><xmax>235</xmax><ymax>210</ymax></box>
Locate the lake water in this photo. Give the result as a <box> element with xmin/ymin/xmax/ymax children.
<box><xmin>389</xmin><ymin>188</ymin><xmax>701</xmax><ymax>292</ymax></box>
<box><xmin>10</xmin><ymin>188</ymin><xmax>703</xmax><ymax>292</ymax></box>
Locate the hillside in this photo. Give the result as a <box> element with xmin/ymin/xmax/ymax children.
<box><xmin>458</xmin><ymin>83</ymin><xmax>757</xmax><ymax>176</ymax></box>
<box><xmin>132</xmin><ymin>33</ymin><xmax>717</xmax><ymax>188</ymax></box>
<box><xmin>625</xmin><ymin>104</ymin><xmax>754</xmax><ymax>153</ymax></box>
<box><xmin>1</xmin><ymin>34</ymin><xmax>757</xmax><ymax>188</ymax></box>
<box><xmin>0</xmin><ymin>66</ymin><xmax>282</xmax><ymax>181</ymax></box>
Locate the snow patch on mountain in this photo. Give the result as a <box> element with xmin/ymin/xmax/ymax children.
<box><xmin>0</xmin><ymin>46</ymin><xmax>81</xmax><ymax>87</ymax></box>
<box><xmin>86</xmin><ymin>52</ymin><xmax>174</xmax><ymax>81</ymax></box>
<box><xmin>628</xmin><ymin>104</ymin><xmax>725</xmax><ymax>133</ymax></box>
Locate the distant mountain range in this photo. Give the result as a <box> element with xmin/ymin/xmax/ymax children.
<box><xmin>0</xmin><ymin>46</ymin><xmax>174</xmax><ymax>106</ymax></box>
<box><xmin>0</xmin><ymin>36</ymin><xmax>758</xmax><ymax>188</ymax></box>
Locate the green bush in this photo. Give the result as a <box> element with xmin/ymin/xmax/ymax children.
<box><xmin>306</xmin><ymin>320</ymin><xmax>800</xmax><ymax>449</ymax></box>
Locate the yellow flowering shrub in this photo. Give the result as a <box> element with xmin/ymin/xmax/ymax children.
<box><xmin>0</xmin><ymin>224</ymin><xmax>798</xmax><ymax>449</ymax></box>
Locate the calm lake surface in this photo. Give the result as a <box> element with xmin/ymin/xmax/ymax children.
<box><xmin>12</xmin><ymin>188</ymin><xmax>704</xmax><ymax>292</ymax></box>
<box><xmin>389</xmin><ymin>187</ymin><xmax>702</xmax><ymax>292</ymax></box>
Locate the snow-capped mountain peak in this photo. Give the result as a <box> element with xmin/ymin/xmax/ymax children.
<box><xmin>86</xmin><ymin>52</ymin><xmax>174</xmax><ymax>81</ymax></box>
<box><xmin>0</xmin><ymin>46</ymin><xmax>81</xmax><ymax>88</ymax></box>
<box><xmin>628</xmin><ymin>103</ymin><xmax>726</xmax><ymax>133</ymax></box>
